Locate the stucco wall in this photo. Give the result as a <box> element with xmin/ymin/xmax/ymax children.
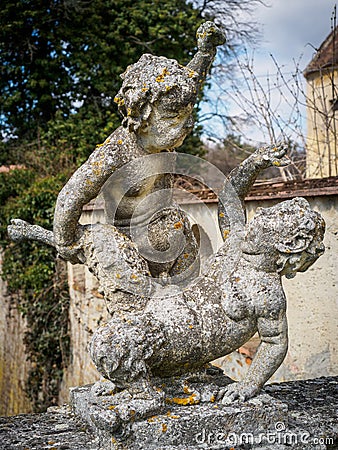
<box><xmin>1</xmin><ymin>193</ymin><xmax>337</xmax><ymax>412</ymax></box>
<box><xmin>306</xmin><ymin>71</ymin><xmax>338</xmax><ymax>178</ymax></box>
<box><xmin>183</xmin><ymin>195</ymin><xmax>338</xmax><ymax>382</ymax></box>
<box><xmin>0</xmin><ymin>253</ymin><xmax>33</xmax><ymax>415</ymax></box>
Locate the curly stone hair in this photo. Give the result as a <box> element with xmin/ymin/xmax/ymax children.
<box><xmin>248</xmin><ymin>197</ymin><xmax>325</xmax><ymax>278</ymax></box>
<box><xmin>114</xmin><ymin>54</ymin><xmax>200</xmax><ymax>132</ymax></box>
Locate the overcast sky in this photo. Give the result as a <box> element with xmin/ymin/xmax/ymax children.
<box><xmin>253</xmin><ymin>0</ymin><xmax>336</xmax><ymax>73</ymax></box>
<box><xmin>203</xmin><ymin>1</ymin><xmax>338</xmax><ymax>144</ymax></box>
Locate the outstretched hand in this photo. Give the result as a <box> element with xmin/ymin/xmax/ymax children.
<box><xmin>8</xmin><ymin>218</ymin><xmax>31</xmax><ymax>242</ymax></box>
<box><xmin>256</xmin><ymin>143</ymin><xmax>290</xmax><ymax>168</ymax></box>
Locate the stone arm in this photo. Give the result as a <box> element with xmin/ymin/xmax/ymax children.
<box><xmin>53</xmin><ymin>139</ymin><xmax>127</xmax><ymax>261</ymax></box>
<box><xmin>219</xmin><ymin>313</ymin><xmax>288</xmax><ymax>403</ymax></box>
<box><xmin>8</xmin><ymin>219</ymin><xmax>55</xmax><ymax>247</ymax></box>
<box><xmin>186</xmin><ymin>22</ymin><xmax>226</xmax><ymax>76</ymax></box>
<box><xmin>218</xmin><ymin>143</ymin><xmax>289</xmax><ymax>240</ymax></box>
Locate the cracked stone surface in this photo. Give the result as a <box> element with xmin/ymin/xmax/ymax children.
<box><xmin>0</xmin><ymin>377</ymin><xmax>337</xmax><ymax>450</ymax></box>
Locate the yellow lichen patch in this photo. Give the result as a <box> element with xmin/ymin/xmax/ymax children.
<box><xmin>223</xmin><ymin>230</ymin><xmax>230</xmax><ymax>240</ymax></box>
<box><xmin>147</xmin><ymin>415</ymin><xmax>158</xmax><ymax>423</ymax></box>
<box><xmin>219</xmin><ymin>212</ymin><xmax>225</xmax><ymax>218</ymax></box>
<box><xmin>166</xmin><ymin>393</ymin><xmax>199</xmax><ymax>406</ymax></box>
<box><xmin>108</xmin><ymin>405</ymin><xmax>116</xmax><ymax>410</ymax></box>
<box><xmin>197</xmin><ymin>31</ymin><xmax>207</xmax><ymax>39</ymax></box>
<box><xmin>235</xmin><ymin>277</ymin><xmax>241</xmax><ymax>282</ymax></box>
<box><xmin>115</xmin><ymin>273</ymin><xmax>121</xmax><ymax>279</ymax></box>
<box><xmin>156</xmin><ymin>67</ymin><xmax>170</xmax><ymax>82</ymax></box>
<box><xmin>161</xmin><ymin>423</ymin><xmax>168</xmax><ymax>432</ymax></box>
<box><xmin>127</xmin><ymin>107</ymin><xmax>132</xmax><ymax>116</ymax></box>
<box><xmin>92</xmin><ymin>168</ymin><xmax>102</xmax><ymax>176</ymax></box>
<box><xmin>210</xmin><ymin>395</ymin><xmax>216</xmax><ymax>403</ymax></box>
<box><xmin>183</xmin><ymin>385</ymin><xmax>190</xmax><ymax>394</ymax></box>
<box><xmin>165</xmin><ymin>85</ymin><xmax>172</xmax><ymax>91</ymax></box>
<box><xmin>85</xmin><ymin>179</ymin><xmax>93</xmax><ymax>185</ymax></box>
<box><xmin>96</xmin><ymin>143</ymin><xmax>104</xmax><ymax>148</ymax></box>
<box><xmin>273</xmin><ymin>160</ymin><xmax>281</xmax><ymax>166</ymax></box>
<box><xmin>130</xmin><ymin>273</ymin><xmax>139</xmax><ymax>282</ymax></box>
<box><xmin>142</xmin><ymin>87</ymin><xmax>149</xmax><ymax>92</ymax></box>
<box><xmin>183</xmin><ymin>253</ymin><xmax>189</xmax><ymax>259</ymax></box>
<box><xmin>117</xmin><ymin>139</ymin><xmax>123</xmax><ymax>145</ymax></box>
<box><xmin>114</xmin><ymin>96</ymin><xmax>125</xmax><ymax>106</ymax></box>
<box><xmin>174</xmin><ymin>221</ymin><xmax>183</xmax><ymax>229</ymax></box>
<box><xmin>188</xmin><ymin>324</ymin><xmax>193</xmax><ymax>329</ymax></box>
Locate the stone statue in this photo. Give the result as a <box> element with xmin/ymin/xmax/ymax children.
<box><xmin>8</xmin><ymin>21</ymin><xmax>325</xmax><ymax>434</ymax></box>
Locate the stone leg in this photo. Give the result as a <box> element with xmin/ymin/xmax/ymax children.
<box><xmin>88</xmin><ymin>313</ymin><xmax>167</xmax><ymax>431</ymax></box>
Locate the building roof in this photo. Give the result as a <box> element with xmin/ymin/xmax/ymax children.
<box><xmin>304</xmin><ymin>26</ymin><xmax>338</xmax><ymax>77</ymax></box>
<box><xmin>83</xmin><ymin>176</ymin><xmax>338</xmax><ymax>211</ymax></box>
<box><xmin>174</xmin><ymin>176</ymin><xmax>338</xmax><ymax>204</ymax></box>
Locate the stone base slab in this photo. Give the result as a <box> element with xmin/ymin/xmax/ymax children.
<box><xmin>70</xmin><ymin>372</ymin><xmax>288</xmax><ymax>450</ymax></box>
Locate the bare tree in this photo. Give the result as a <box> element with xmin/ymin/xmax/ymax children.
<box><xmin>200</xmin><ymin>8</ymin><xmax>338</xmax><ymax>181</ymax></box>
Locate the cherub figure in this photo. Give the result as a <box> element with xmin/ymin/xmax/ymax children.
<box><xmin>8</xmin><ymin>143</ymin><xmax>325</xmax><ymax>427</ymax></box>
<box><xmin>51</xmin><ymin>21</ymin><xmax>225</xmax><ymax>289</ymax></box>
<box><xmin>7</xmin><ymin>21</ymin><xmax>326</xmax><ymax>433</ymax></box>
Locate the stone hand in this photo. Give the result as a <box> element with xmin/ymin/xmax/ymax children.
<box><xmin>196</xmin><ymin>21</ymin><xmax>226</xmax><ymax>52</ymax></box>
<box><xmin>8</xmin><ymin>219</ymin><xmax>31</xmax><ymax>242</ymax></box>
<box><xmin>217</xmin><ymin>382</ymin><xmax>260</xmax><ymax>404</ymax></box>
<box><xmin>256</xmin><ymin>143</ymin><xmax>290</xmax><ymax>168</ymax></box>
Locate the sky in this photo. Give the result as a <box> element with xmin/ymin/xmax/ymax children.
<box><xmin>254</xmin><ymin>0</ymin><xmax>336</xmax><ymax>73</ymax></box>
<box><xmin>202</xmin><ymin>0</ymin><xmax>338</xmax><ymax>145</ymax></box>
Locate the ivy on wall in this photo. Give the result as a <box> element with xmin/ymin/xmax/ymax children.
<box><xmin>0</xmin><ymin>170</ymin><xmax>70</xmax><ymax>412</ymax></box>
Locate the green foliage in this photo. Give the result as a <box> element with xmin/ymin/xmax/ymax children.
<box><xmin>0</xmin><ymin>0</ymin><xmax>205</xmax><ymax>163</ymax></box>
<box><xmin>0</xmin><ymin>172</ymin><xmax>70</xmax><ymax>411</ymax></box>
<box><xmin>0</xmin><ymin>0</ymin><xmax>213</xmax><ymax>411</ymax></box>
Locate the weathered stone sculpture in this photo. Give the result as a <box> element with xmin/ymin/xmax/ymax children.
<box><xmin>8</xmin><ymin>21</ymin><xmax>326</xmax><ymax>440</ymax></box>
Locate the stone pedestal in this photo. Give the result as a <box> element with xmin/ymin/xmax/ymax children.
<box><xmin>70</xmin><ymin>371</ymin><xmax>288</xmax><ymax>450</ymax></box>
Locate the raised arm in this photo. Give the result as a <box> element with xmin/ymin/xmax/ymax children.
<box><xmin>218</xmin><ymin>143</ymin><xmax>289</xmax><ymax>240</ymax></box>
<box><xmin>186</xmin><ymin>22</ymin><xmax>226</xmax><ymax>77</ymax></box>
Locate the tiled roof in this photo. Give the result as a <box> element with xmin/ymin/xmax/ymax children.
<box><xmin>174</xmin><ymin>176</ymin><xmax>338</xmax><ymax>204</ymax></box>
<box><xmin>304</xmin><ymin>26</ymin><xmax>338</xmax><ymax>77</ymax></box>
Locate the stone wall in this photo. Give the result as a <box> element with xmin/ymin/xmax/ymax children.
<box><xmin>0</xmin><ymin>253</ymin><xmax>33</xmax><ymax>416</ymax></box>
<box><xmin>1</xmin><ymin>376</ymin><xmax>337</xmax><ymax>449</ymax></box>
<box><xmin>1</xmin><ymin>193</ymin><xmax>337</xmax><ymax>413</ymax></box>
<box><xmin>182</xmin><ymin>194</ymin><xmax>338</xmax><ymax>383</ymax></box>
<box><xmin>59</xmin><ymin>192</ymin><xmax>337</xmax><ymax>400</ymax></box>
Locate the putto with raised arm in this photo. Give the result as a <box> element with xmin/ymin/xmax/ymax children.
<box><xmin>7</xmin><ymin>21</ymin><xmax>325</xmax><ymax>439</ymax></box>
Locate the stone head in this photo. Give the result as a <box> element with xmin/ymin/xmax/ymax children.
<box><xmin>243</xmin><ymin>197</ymin><xmax>325</xmax><ymax>278</ymax></box>
<box><xmin>114</xmin><ymin>54</ymin><xmax>200</xmax><ymax>149</ymax></box>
